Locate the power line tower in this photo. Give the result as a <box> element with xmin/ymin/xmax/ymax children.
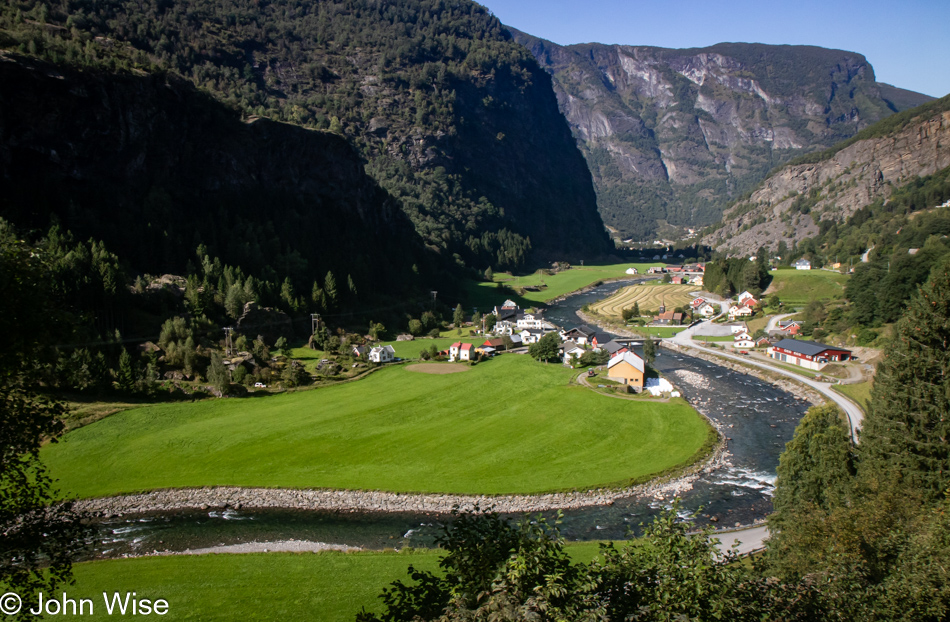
<box><xmin>430</xmin><ymin>291</ymin><xmax>438</xmax><ymax>310</ymax></box>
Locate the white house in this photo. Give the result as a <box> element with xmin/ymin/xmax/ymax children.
<box><xmin>369</xmin><ymin>345</ymin><xmax>395</xmax><ymax>363</ymax></box>
<box><xmin>519</xmin><ymin>328</ymin><xmax>544</xmax><ymax>345</ymax></box>
<box><xmin>561</xmin><ymin>341</ymin><xmax>586</xmax><ymax>366</ymax></box>
<box><xmin>449</xmin><ymin>342</ymin><xmax>474</xmax><ymax>362</ymax></box>
<box><xmin>728</xmin><ymin>305</ymin><xmax>753</xmax><ymax>319</ymax></box>
<box><xmin>728</xmin><ymin>324</ymin><xmax>747</xmax><ymax>334</ymax></box>
<box><xmin>698</xmin><ymin>302</ymin><xmax>718</xmax><ymax>317</ymax></box>
<box><xmin>734</xmin><ymin>336</ymin><xmax>756</xmax><ymax>349</ymax></box>
<box><xmin>794</xmin><ymin>258</ymin><xmax>812</xmax><ymax>270</ymax></box>
<box><xmin>625</xmin><ymin>267</ymin><xmax>639</xmax><ymax>275</ymax></box>
<box><xmin>516</xmin><ymin>313</ymin><xmax>544</xmax><ymax>330</ymax></box>
<box><xmin>737</xmin><ymin>291</ymin><xmax>756</xmax><ymax>304</ymax></box>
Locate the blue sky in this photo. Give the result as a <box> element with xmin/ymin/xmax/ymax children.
<box><xmin>478</xmin><ymin>0</ymin><xmax>949</xmax><ymax>98</ymax></box>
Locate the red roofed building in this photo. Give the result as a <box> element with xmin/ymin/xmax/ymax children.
<box><xmin>449</xmin><ymin>342</ymin><xmax>474</xmax><ymax>362</ymax></box>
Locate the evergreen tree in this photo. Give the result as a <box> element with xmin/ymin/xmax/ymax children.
<box><xmin>859</xmin><ymin>258</ymin><xmax>950</xmax><ymax>502</ymax></box>
<box><xmin>116</xmin><ymin>348</ymin><xmax>136</xmax><ymax>392</ymax></box>
<box><xmin>324</xmin><ymin>271</ymin><xmax>338</xmax><ymax>309</ymax></box>
<box><xmin>453</xmin><ymin>303</ymin><xmax>465</xmax><ymax>327</ymax></box>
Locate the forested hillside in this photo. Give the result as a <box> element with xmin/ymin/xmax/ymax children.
<box><xmin>0</xmin><ymin>0</ymin><xmax>611</xmax><ymax>269</ymax></box>
<box><xmin>511</xmin><ymin>30</ymin><xmax>933</xmax><ymax>240</ymax></box>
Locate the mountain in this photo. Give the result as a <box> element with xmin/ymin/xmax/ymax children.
<box><xmin>701</xmin><ymin>95</ymin><xmax>950</xmax><ymax>257</ymax></box>
<box><xmin>0</xmin><ymin>54</ymin><xmax>429</xmax><ymax>297</ymax></box>
<box><xmin>509</xmin><ymin>30</ymin><xmax>935</xmax><ymax>240</ymax></box>
<box><xmin>0</xmin><ymin>0</ymin><xmax>611</xmax><ymax>271</ymax></box>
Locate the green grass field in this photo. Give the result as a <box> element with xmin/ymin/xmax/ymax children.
<box><xmin>632</xmin><ymin>326</ymin><xmax>683</xmax><ymax>338</ymax></box>
<box><xmin>375</xmin><ymin>336</ymin><xmax>483</xmax><ymax>359</ymax></box>
<box><xmin>42</xmin><ymin>356</ymin><xmax>712</xmax><ymax>498</ymax></box>
<box><xmin>764</xmin><ymin>269</ymin><xmax>850</xmax><ymax>306</ymax></box>
<box><xmin>64</xmin><ymin>541</ymin><xmax>608</xmax><ymax>621</ymax></box>
<box><xmin>589</xmin><ymin>284</ymin><xmax>695</xmax><ymax>318</ymax></box>
<box><xmin>832</xmin><ymin>380</ymin><xmax>873</xmax><ymax>409</ymax></box>
<box><xmin>462</xmin><ymin>263</ymin><xmax>663</xmax><ymax>310</ymax></box>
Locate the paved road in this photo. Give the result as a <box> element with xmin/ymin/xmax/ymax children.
<box><xmin>668</xmin><ymin>320</ymin><xmax>864</xmax><ymax>442</ymax></box>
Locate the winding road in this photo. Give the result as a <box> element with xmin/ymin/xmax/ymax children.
<box><xmin>667</xmin><ymin>319</ymin><xmax>867</xmax><ymax>556</ymax></box>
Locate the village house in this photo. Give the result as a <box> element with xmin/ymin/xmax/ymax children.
<box><xmin>352</xmin><ymin>345</ymin><xmax>367</xmax><ymax>357</ymax></box>
<box><xmin>755</xmin><ymin>336</ymin><xmax>773</xmax><ymax>348</ymax></box>
<box><xmin>369</xmin><ymin>345</ymin><xmax>396</xmax><ymax>363</ymax></box>
<box><xmin>519</xmin><ymin>328</ymin><xmax>544</xmax><ymax>345</ymax></box>
<box><xmin>728</xmin><ymin>323</ymin><xmax>747</xmax><ymax>334</ymax></box>
<box><xmin>776</xmin><ymin>320</ymin><xmax>802</xmax><ymax>335</ymax></box>
<box><xmin>601</xmin><ymin>340</ymin><xmax>628</xmax><ymax>357</ymax></box>
<box><xmin>606</xmin><ymin>351</ymin><xmax>646</xmax><ymax>390</ymax></box>
<box><xmin>690</xmin><ymin>297</ymin><xmax>707</xmax><ymax>310</ymax></box>
<box><xmin>767</xmin><ymin>339</ymin><xmax>852</xmax><ymax>370</ymax></box>
<box><xmin>698</xmin><ymin>302</ymin><xmax>718</xmax><ymax>317</ymax></box>
<box><xmin>560</xmin><ymin>340</ymin><xmax>586</xmax><ymax>366</ymax></box>
<box><xmin>670</xmin><ymin>275</ymin><xmax>684</xmax><ymax>285</ymax></box>
<box><xmin>794</xmin><ymin>258</ymin><xmax>812</xmax><ymax>270</ymax></box>
<box><xmin>690</xmin><ymin>275</ymin><xmax>704</xmax><ymax>286</ymax></box>
<box><xmin>562</xmin><ymin>325</ymin><xmax>596</xmax><ymax>345</ymax></box>
<box><xmin>625</xmin><ymin>267</ymin><xmax>639</xmax><ymax>275</ymax></box>
<box><xmin>728</xmin><ymin>305</ymin><xmax>753</xmax><ymax>319</ymax></box>
<box><xmin>482</xmin><ymin>337</ymin><xmax>507</xmax><ymax>351</ymax></box>
<box><xmin>516</xmin><ymin>313</ymin><xmax>544</xmax><ymax>330</ymax></box>
<box><xmin>654</xmin><ymin>310</ymin><xmax>685</xmax><ymax>325</ymax></box>
<box><xmin>449</xmin><ymin>342</ymin><xmax>474</xmax><ymax>362</ymax></box>
<box><xmin>734</xmin><ymin>332</ymin><xmax>755</xmax><ymax>349</ymax></box>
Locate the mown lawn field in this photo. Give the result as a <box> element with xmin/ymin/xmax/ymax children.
<box><xmin>590</xmin><ymin>284</ymin><xmax>696</xmax><ymax>318</ymax></box>
<box><xmin>42</xmin><ymin>356</ymin><xmax>712</xmax><ymax>499</ymax></box>
<box><xmin>764</xmin><ymin>269</ymin><xmax>849</xmax><ymax>306</ymax></box>
<box><xmin>374</xmin><ymin>336</ymin><xmax>483</xmax><ymax>359</ymax></box>
<box><xmin>462</xmin><ymin>263</ymin><xmax>664</xmax><ymax>310</ymax></box>
<box><xmin>65</xmin><ymin>541</ymin><xmax>609</xmax><ymax>622</ymax></box>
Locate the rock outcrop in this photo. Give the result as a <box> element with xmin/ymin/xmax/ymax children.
<box><xmin>510</xmin><ymin>31</ymin><xmax>934</xmax><ymax>240</ymax></box>
<box><xmin>702</xmin><ymin>100</ymin><xmax>950</xmax><ymax>256</ymax></box>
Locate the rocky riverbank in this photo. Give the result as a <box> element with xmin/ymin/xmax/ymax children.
<box><xmin>661</xmin><ymin>342</ymin><xmax>825</xmax><ymax>407</ymax></box>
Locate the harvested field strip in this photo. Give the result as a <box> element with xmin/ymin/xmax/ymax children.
<box><xmin>590</xmin><ymin>284</ymin><xmax>695</xmax><ymax>318</ymax></box>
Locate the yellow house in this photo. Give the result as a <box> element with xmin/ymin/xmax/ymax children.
<box><xmin>606</xmin><ymin>351</ymin><xmax>645</xmax><ymax>389</ymax></box>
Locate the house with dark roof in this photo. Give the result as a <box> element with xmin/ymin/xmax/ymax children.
<box><xmin>601</xmin><ymin>340</ymin><xmax>628</xmax><ymax>356</ymax></box>
<box><xmin>767</xmin><ymin>339</ymin><xmax>851</xmax><ymax>370</ymax></box>
<box><xmin>590</xmin><ymin>333</ymin><xmax>614</xmax><ymax>350</ymax></box>
<box><xmin>562</xmin><ymin>325</ymin><xmax>596</xmax><ymax>345</ymax></box>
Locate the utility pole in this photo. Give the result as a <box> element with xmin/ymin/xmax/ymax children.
<box><xmin>311</xmin><ymin>313</ymin><xmax>323</xmax><ymax>335</ymax></box>
<box><xmin>430</xmin><ymin>290</ymin><xmax>438</xmax><ymax>310</ymax></box>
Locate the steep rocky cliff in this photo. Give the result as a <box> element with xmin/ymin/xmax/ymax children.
<box><xmin>510</xmin><ymin>30</ymin><xmax>934</xmax><ymax>240</ymax></box>
<box><xmin>0</xmin><ymin>54</ymin><xmax>428</xmax><ymax>293</ymax></box>
<box><xmin>701</xmin><ymin>96</ymin><xmax>950</xmax><ymax>256</ymax></box>
<box><xmin>0</xmin><ymin>0</ymin><xmax>612</xmax><ymax>269</ymax></box>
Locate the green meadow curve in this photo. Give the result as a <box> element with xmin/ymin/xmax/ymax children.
<box><xmin>42</xmin><ymin>356</ymin><xmax>713</xmax><ymax>498</ymax></box>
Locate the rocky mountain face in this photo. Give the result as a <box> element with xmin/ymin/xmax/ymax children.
<box><xmin>0</xmin><ymin>0</ymin><xmax>612</xmax><ymax>271</ymax></box>
<box><xmin>701</xmin><ymin>96</ymin><xmax>950</xmax><ymax>256</ymax></box>
<box><xmin>0</xmin><ymin>54</ymin><xmax>428</xmax><ymax>294</ymax></box>
<box><xmin>510</xmin><ymin>30</ymin><xmax>934</xmax><ymax>240</ymax></box>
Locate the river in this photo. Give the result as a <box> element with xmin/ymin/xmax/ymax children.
<box><xmin>87</xmin><ymin>279</ymin><xmax>808</xmax><ymax>558</ymax></box>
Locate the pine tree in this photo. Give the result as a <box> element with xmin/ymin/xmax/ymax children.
<box><xmin>859</xmin><ymin>259</ymin><xmax>950</xmax><ymax>502</ymax></box>
<box><xmin>453</xmin><ymin>303</ymin><xmax>465</xmax><ymax>327</ymax></box>
<box><xmin>116</xmin><ymin>349</ymin><xmax>136</xmax><ymax>393</ymax></box>
<box><xmin>324</xmin><ymin>271</ymin><xmax>338</xmax><ymax>309</ymax></box>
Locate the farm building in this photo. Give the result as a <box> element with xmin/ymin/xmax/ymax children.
<box><xmin>767</xmin><ymin>339</ymin><xmax>851</xmax><ymax>370</ymax></box>
<box><xmin>606</xmin><ymin>351</ymin><xmax>645</xmax><ymax>389</ymax></box>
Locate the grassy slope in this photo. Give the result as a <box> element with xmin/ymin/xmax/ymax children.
<box><xmin>462</xmin><ymin>263</ymin><xmax>663</xmax><ymax>310</ymax></box>
<box><xmin>376</xmin><ymin>336</ymin><xmax>483</xmax><ymax>359</ymax></box>
<box><xmin>764</xmin><ymin>269</ymin><xmax>849</xmax><ymax>306</ymax></box>
<box><xmin>42</xmin><ymin>356</ymin><xmax>711</xmax><ymax>498</ymax></box>
<box><xmin>67</xmin><ymin>542</ymin><xmax>607</xmax><ymax>621</ymax></box>
<box><xmin>833</xmin><ymin>380</ymin><xmax>873</xmax><ymax>409</ymax></box>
